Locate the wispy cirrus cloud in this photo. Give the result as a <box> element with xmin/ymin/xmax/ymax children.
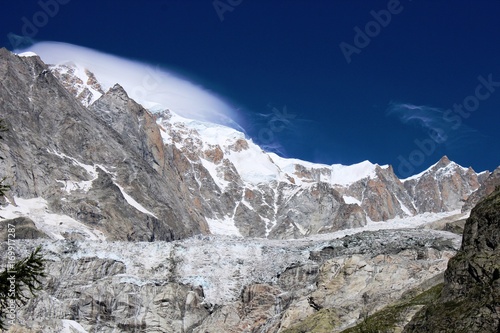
<box><xmin>387</xmin><ymin>103</ymin><xmax>449</xmax><ymax>142</ymax></box>
<box><xmin>386</xmin><ymin>102</ymin><xmax>480</xmax><ymax>147</ymax></box>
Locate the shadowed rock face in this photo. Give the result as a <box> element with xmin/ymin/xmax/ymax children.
<box><xmin>0</xmin><ymin>217</ymin><xmax>48</xmax><ymax>240</ymax></box>
<box><xmin>0</xmin><ymin>48</ymin><xmax>206</xmax><ymax>241</ymax></box>
<box><xmin>404</xmin><ymin>187</ymin><xmax>500</xmax><ymax>333</ymax></box>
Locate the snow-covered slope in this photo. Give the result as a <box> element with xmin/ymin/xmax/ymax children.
<box><xmin>1</xmin><ymin>197</ymin><xmax>105</xmax><ymax>241</ymax></box>
<box><xmin>158</xmin><ymin>110</ymin><xmax>389</xmax><ymax>187</ymax></box>
<box><xmin>19</xmin><ymin>44</ymin><xmax>392</xmax><ymax>189</ymax></box>
<box><xmin>270</xmin><ymin>152</ymin><xmax>389</xmax><ymax>186</ymax></box>
<box><xmin>50</xmin><ymin>62</ymin><xmax>104</xmax><ymax>107</ymax></box>
<box><xmin>402</xmin><ymin>156</ymin><xmax>470</xmax><ymax>182</ymax></box>
<box><xmin>154</xmin><ymin>109</ymin><xmax>482</xmax><ymax>238</ymax></box>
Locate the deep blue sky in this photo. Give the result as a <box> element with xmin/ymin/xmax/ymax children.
<box><xmin>2</xmin><ymin>0</ymin><xmax>500</xmax><ymax>177</ymax></box>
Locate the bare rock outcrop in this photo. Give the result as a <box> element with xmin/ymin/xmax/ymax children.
<box><xmin>1</xmin><ymin>227</ymin><xmax>460</xmax><ymax>332</ymax></box>
<box><xmin>0</xmin><ymin>217</ymin><xmax>48</xmax><ymax>240</ymax></box>
<box><xmin>462</xmin><ymin>166</ymin><xmax>500</xmax><ymax>212</ymax></box>
<box><xmin>404</xmin><ymin>187</ymin><xmax>500</xmax><ymax>332</ymax></box>
<box><xmin>0</xmin><ymin>48</ymin><xmax>206</xmax><ymax>241</ymax></box>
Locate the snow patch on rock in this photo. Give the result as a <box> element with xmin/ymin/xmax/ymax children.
<box><xmin>115</xmin><ymin>184</ymin><xmax>158</xmax><ymax>218</ymax></box>
<box><xmin>0</xmin><ymin>197</ymin><xmax>106</xmax><ymax>240</ymax></box>
<box><xmin>343</xmin><ymin>195</ymin><xmax>361</xmax><ymax>205</ymax></box>
<box><xmin>205</xmin><ymin>216</ymin><xmax>242</xmax><ymax>237</ymax></box>
<box><xmin>60</xmin><ymin>320</ymin><xmax>88</xmax><ymax>333</ymax></box>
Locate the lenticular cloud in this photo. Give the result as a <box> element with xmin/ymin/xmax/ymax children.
<box><xmin>17</xmin><ymin>42</ymin><xmax>242</xmax><ymax>129</ymax></box>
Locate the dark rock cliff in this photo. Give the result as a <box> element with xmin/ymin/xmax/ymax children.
<box><xmin>404</xmin><ymin>187</ymin><xmax>500</xmax><ymax>332</ymax></box>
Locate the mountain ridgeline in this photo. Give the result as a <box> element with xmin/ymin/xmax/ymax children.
<box><xmin>0</xmin><ymin>48</ymin><xmax>498</xmax><ymax>241</ymax></box>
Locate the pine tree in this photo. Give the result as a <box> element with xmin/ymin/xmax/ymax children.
<box><xmin>0</xmin><ymin>247</ymin><xmax>46</xmax><ymax>329</ymax></box>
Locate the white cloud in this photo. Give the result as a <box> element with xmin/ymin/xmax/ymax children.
<box><xmin>17</xmin><ymin>42</ymin><xmax>243</xmax><ymax>129</ymax></box>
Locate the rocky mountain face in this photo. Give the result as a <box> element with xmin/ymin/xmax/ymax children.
<box><xmin>403</xmin><ymin>156</ymin><xmax>482</xmax><ymax>213</ymax></box>
<box><xmin>157</xmin><ymin>111</ymin><xmax>485</xmax><ymax>238</ymax></box>
<box><xmin>49</xmin><ymin>62</ymin><xmax>104</xmax><ymax>107</ymax></box>
<box><xmin>2</xmin><ymin>228</ymin><xmax>461</xmax><ymax>333</ymax></box>
<box><xmin>0</xmin><ymin>49</ymin><xmax>492</xmax><ymax>241</ymax></box>
<box><xmin>404</xmin><ymin>187</ymin><xmax>500</xmax><ymax>332</ymax></box>
<box><xmin>462</xmin><ymin>166</ymin><xmax>500</xmax><ymax>212</ymax></box>
<box><xmin>0</xmin><ymin>48</ymin><xmax>207</xmax><ymax>241</ymax></box>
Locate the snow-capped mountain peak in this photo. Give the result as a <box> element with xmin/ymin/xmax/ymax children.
<box><xmin>402</xmin><ymin>155</ymin><xmax>470</xmax><ymax>182</ymax></box>
<box><xmin>46</xmin><ymin>54</ymin><xmax>486</xmax><ymax>237</ymax></box>
<box><xmin>2</xmin><ymin>47</ymin><xmax>490</xmax><ymax>241</ymax></box>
